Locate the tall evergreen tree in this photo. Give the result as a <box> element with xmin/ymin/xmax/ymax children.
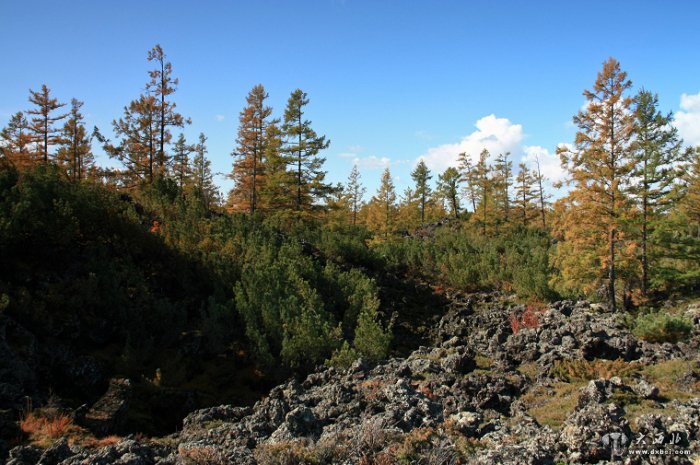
<box><xmin>56</xmin><ymin>99</ymin><xmax>94</xmax><ymax>182</ymax></box>
<box><xmin>281</xmin><ymin>89</ymin><xmax>332</xmax><ymax>212</ymax></box>
<box><xmin>261</xmin><ymin>121</ymin><xmax>294</xmax><ymax>211</ymax></box>
<box><xmin>437</xmin><ymin>166</ymin><xmax>461</xmax><ymax>218</ymax></box>
<box><xmin>345</xmin><ymin>164</ymin><xmax>366</xmax><ymax>225</ymax></box>
<box><xmin>0</xmin><ymin>112</ymin><xmax>33</xmax><ymax>169</ymax></box>
<box><xmin>396</xmin><ymin>187</ymin><xmax>419</xmax><ymax>230</ymax></box>
<box><xmin>514</xmin><ymin>162</ymin><xmax>537</xmax><ymax>226</ymax></box>
<box><xmin>27</xmin><ymin>84</ymin><xmax>67</xmax><ymax>163</ymax></box>
<box><xmin>147</xmin><ymin>44</ymin><xmax>188</xmax><ymax>175</ymax></box>
<box><xmin>631</xmin><ymin>89</ymin><xmax>685</xmax><ymax>296</ymax></box>
<box><xmin>368</xmin><ymin>168</ymin><xmax>397</xmax><ymax>239</ymax></box>
<box><xmin>411</xmin><ymin>159</ymin><xmax>432</xmax><ymax>223</ymax></box>
<box><xmin>493</xmin><ymin>152</ymin><xmax>512</xmax><ymax>225</ymax></box>
<box><xmin>555</xmin><ymin>58</ymin><xmax>635</xmax><ymax>310</ymax></box>
<box><xmin>473</xmin><ymin>149</ymin><xmax>493</xmax><ymax>235</ymax></box>
<box><xmin>229</xmin><ymin>84</ymin><xmax>275</xmax><ymax>214</ymax></box>
<box><xmin>458</xmin><ymin>152</ymin><xmax>479</xmax><ymax>213</ymax></box>
<box><xmin>533</xmin><ymin>154</ymin><xmax>550</xmax><ymax>229</ymax></box>
<box><xmin>172</xmin><ymin>133</ymin><xmax>194</xmax><ymax>190</ymax></box>
<box><xmin>191</xmin><ymin>132</ymin><xmax>218</xmax><ymax>209</ymax></box>
<box><xmin>683</xmin><ymin>148</ymin><xmax>700</xmax><ymax>239</ymax></box>
<box><xmin>104</xmin><ymin>94</ymin><xmax>158</xmax><ymax>186</ymax></box>
<box><xmin>643</xmin><ymin>147</ymin><xmax>700</xmax><ymax>292</ymax></box>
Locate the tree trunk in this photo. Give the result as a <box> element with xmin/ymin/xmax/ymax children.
<box><xmin>609</xmin><ymin>227</ymin><xmax>617</xmax><ymax>311</ymax></box>
<box><xmin>159</xmin><ymin>60</ymin><xmax>166</xmax><ymax>173</ymax></box>
<box><xmin>43</xmin><ymin>117</ymin><xmax>48</xmax><ymax>163</ymax></box>
<box><xmin>641</xmin><ymin>156</ymin><xmax>649</xmax><ymax>297</ymax></box>
<box><xmin>297</xmin><ymin>114</ymin><xmax>303</xmax><ymax>211</ymax></box>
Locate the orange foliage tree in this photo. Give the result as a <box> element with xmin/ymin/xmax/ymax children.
<box><xmin>229</xmin><ymin>84</ymin><xmax>276</xmax><ymax>214</ymax></box>
<box><xmin>553</xmin><ymin>58</ymin><xmax>637</xmax><ymax>310</ymax></box>
<box><xmin>27</xmin><ymin>84</ymin><xmax>67</xmax><ymax>163</ymax></box>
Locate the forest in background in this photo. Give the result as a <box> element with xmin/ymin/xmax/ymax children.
<box><xmin>2</xmin><ymin>47</ymin><xmax>700</xmax><ymax>423</ymax></box>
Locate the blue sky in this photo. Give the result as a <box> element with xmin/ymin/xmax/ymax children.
<box><xmin>2</xmin><ymin>0</ymin><xmax>700</xmax><ymax>198</ymax></box>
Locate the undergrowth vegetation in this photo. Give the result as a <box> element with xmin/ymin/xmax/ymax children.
<box><xmin>1</xmin><ymin>163</ymin><xmax>697</xmax><ymax>438</ymax></box>
<box><xmin>373</xmin><ymin>226</ymin><xmax>555</xmax><ymax>301</ymax></box>
<box><xmin>19</xmin><ymin>410</ymin><xmax>121</xmax><ymax>449</ymax></box>
<box><xmin>630</xmin><ymin>312</ymin><xmax>693</xmax><ymax>343</ymax></box>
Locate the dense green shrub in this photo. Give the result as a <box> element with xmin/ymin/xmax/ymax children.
<box><xmin>372</xmin><ymin>226</ymin><xmax>555</xmax><ymax>300</ymax></box>
<box><xmin>233</xmin><ymin>233</ymin><xmax>389</xmax><ymax>371</ymax></box>
<box><xmin>353</xmin><ymin>304</ymin><xmax>392</xmax><ymax>362</ymax></box>
<box><xmin>632</xmin><ymin>312</ymin><xmax>693</xmax><ymax>343</ymax></box>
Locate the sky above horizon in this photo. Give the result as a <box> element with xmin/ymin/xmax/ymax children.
<box><xmin>2</xmin><ymin>0</ymin><xmax>700</xmax><ymax>198</ymax></box>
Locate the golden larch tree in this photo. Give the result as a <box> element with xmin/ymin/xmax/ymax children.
<box><xmin>514</xmin><ymin>162</ymin><xmax>537</xmax><ymax>227</ymax></box>
<box><xmin>27</xmin><ymin>84</ymin><xmax>67</xmax><ymax>163</ymax></box>
<box><xmin>56</xmin><ymin>99</ymin><xmax>95</xmax><ymax>182</ymax></box>
<box><xmin>0</xmin><ymin>112</ymin><xmax>34</xmax><ymax>170</ymax></box>
<box><xmin>147</xmin><ymin>44</ymin><xmax>189</xmax><ymax>175</ymax></box>
<box><xmin>554</xmin><ymin>58</ymin><xmax>636</xmax><ymax>310</ymax></box>
<box><xmin>367</xmin><ymin>167</ymin><xmax>397</xmax><ymax>239</ymax></box>
<box><xmin>229</xmin><ymin>84</ymin><xmax>276</xmax><ymax>214</ymax></box>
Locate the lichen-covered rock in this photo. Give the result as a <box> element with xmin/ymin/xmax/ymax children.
<box><xmin>448</xmin><ymin>410</ymin><xmax>480</xmax><ymax>436</ymax></box>
<box><xmin>36</xmin><ymin>438</ymin><xmax>75</xmax><ymax>465</ymax></box>
<box><xmin>632</xmin><ymin>379</ymin><xmax>660</xmax><ymax>399</ymax></box>
<box><xmin>5</xmin><ymin>445</ymin><xmax>42</xmax><ymax>465</ymax></box>
<box><xmin>559</xmin><ymin>403</ymin><xmax>633</xmax><ymax>463</ymax></box>
<box><xmin>3</xmin><ymin>294</ymin><xmax>698</xmax><ymax>465</ymax></box>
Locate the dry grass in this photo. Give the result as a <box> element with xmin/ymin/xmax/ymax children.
<box><xmin>358</xmin><ymin>379</ymin><xmax>386</xmax><ymax>402</ymax></box>
<box><xmin>473</xmin><ymin>354</ymin><xmax>493</xmax><ymax>374</ymax></box>
<box><xmin>20</xmin><ymin>412</ymin><xmax>80</xmax><ymax>448</ymax></box>
<box><xmin>81</xmin><ymin>435</ymin><xmax>122</xmax><ymax>448</ymax></box>
<box><xmin>20</xmin><ymin>410</ymin><xmax>122</xmax><ymax>449</ymax></box>
<box><xmin>521</xmin><ymin>382</ymin><xmax>583</xmax><ymax>429</ymax></box>
<box><xmin>640</xmin><ymin>359</ymin><xmax>700</xmax><ymax>401</ymax></box>
<box><xmin>359</xmin><ymin>451</ymin><xmax>396</xmax><ymax>465</ymax></box>
<box><xmin>179</xmin><ymin>446</ymin><xmax>227</xmax><ymax>465</ymax></box>
<box><xmin>253</xmin><ymin>440</ymin><xmax>315</xmax><ymax>465</ymax></box>
<box><xmin>551</xmin><ymin>358</ymin><xmax>639</xmax><ymax>383</ymax></box>
<box><xmin>626</xmin><ymin>400</ymin><xmax>681</xmax><ymax>432</ymax></box>
<box><xmin>517</xmin><ymin>362</ymin><xmax>539</xmax><ymax>380</ymax></box>
<box><xmin>394</xmin><ymin>428</ymin><xmax>460</xmax><ymax>465</ymax></box>
<box><xmin>529</xmin><ymin>359</ymin><xmax>699</xmax><ymax>430</ymax></box>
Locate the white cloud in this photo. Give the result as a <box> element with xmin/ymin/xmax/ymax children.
<box><xmin>352</xmin><ymin>155</ymin><xmax>391</xmax><ymax>170</ymax></box>
<box><xmin>336</xmin><ymin>145</ymin><xmax>366</xmax><ymax>160</ymax></box>
<box><xmin>415</xmin><ymin>130</ymin><xmax>434</xmax><ymax>141</ymax></box>
<box><xmin>417</xmin><ymin>114</ymin><xmax>524</xmax><ymax>173</ymax></box>
<box><xmin>417</xmin><ymin>114</ymin><xmax>567</xmax><ymax>193</ymax></box>
<box><xmin>676</xmin><ymin>92</ymin><xmax>700</xmax><ymax>146</ymax></box>
<box><xmin>522</xmin><ymin>145</ymin><xmax>567</xmax><ymax>185</ymax></box>
<box><xmin>215</xmin><ymin>114</ymin><xmax>225</xmax><ymax>122</ymax></box>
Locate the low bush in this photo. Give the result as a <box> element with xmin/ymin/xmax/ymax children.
<box><xmin>509</xmin><ymin>305</ymin><xmax>543</xmax><ymax>334</ymax></box>
<box><xmin>551</xmin><ymin>359</ymin><xmax>638</xmax><ymax>383</ymax></box>
<box><xmin>20</xmin><ymin>411</ymin><xmax>87</xmax><ymax>448</ymax></box>
<box><xmin>179</xmin><ymin>446</ymin><xmax>227</xmax><ymax>465</ymax></box>
<box><xmin>632</xmin><ymin>312</ymin><xmax>693</xmax><ymax>343</ymax></box>
<box><xmin>372</xmin><ymin>227</ymin><xmax>555</xmax><ymax>301</ymax></box>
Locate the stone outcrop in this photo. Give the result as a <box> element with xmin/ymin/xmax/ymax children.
<box><xmin>4</xmin><ymin>295</ymin><xmax>700</xmax><ymax>464</ymax></box>
<box><xmin>82</xmin><ymin>378</ymin><xmax>132</xmax><ymax>437</ymax></box>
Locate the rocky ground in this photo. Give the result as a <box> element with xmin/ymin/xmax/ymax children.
<box><xmin>3</xmin><ymin>294</ymin><xmax>700</xmax><ymax>465</ymax></box>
